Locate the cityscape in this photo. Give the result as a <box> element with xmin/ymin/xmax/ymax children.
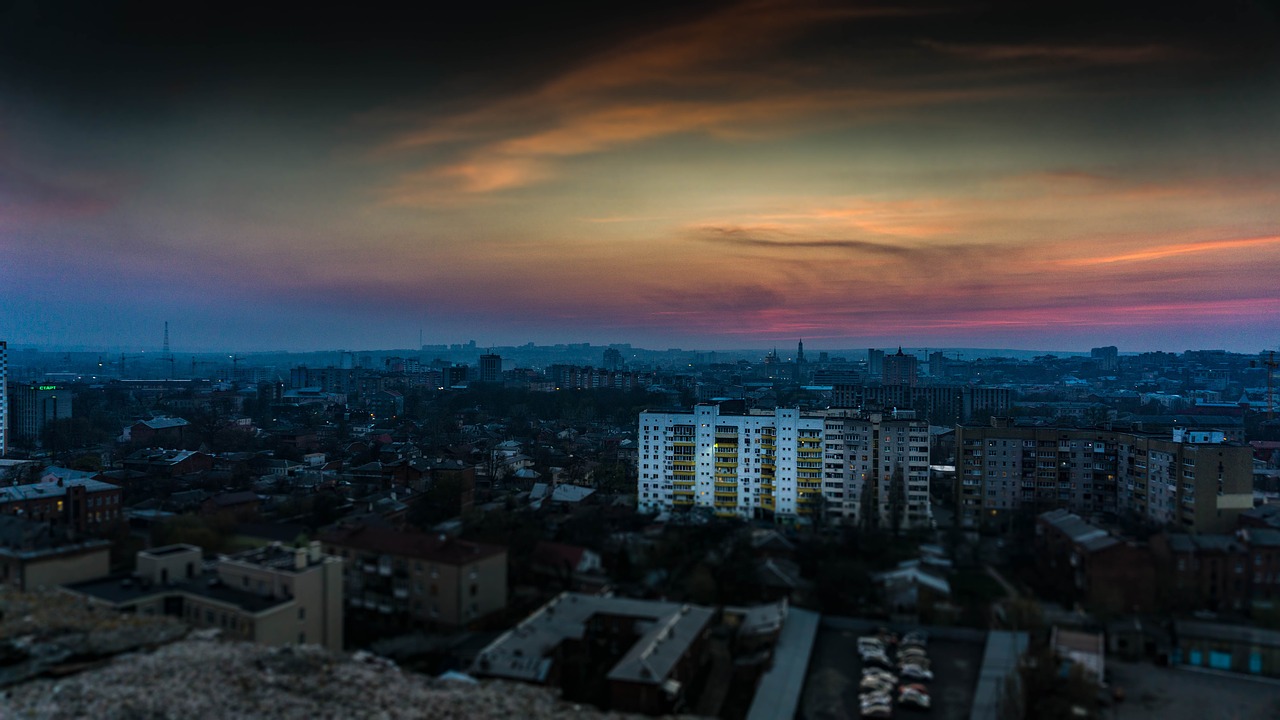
<box><xmin>2</xmin><ymin>1</ymin><xmax>1280</xmax><ymax>719</ymax></box>
<box><xmin>0</xmin><ymin>339</ymin><xmax>1279</xmax><ymax>718</ymax></box>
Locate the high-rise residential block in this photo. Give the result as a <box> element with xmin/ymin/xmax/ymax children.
<box><xmin>955</xmin><ymin>422</ymin><xmax>1254</xmax><ymax>532</ymax></box>
<box><xmin>637</xmin><ymin>403</ymin><xmax>932</xmax><ymax>529</ymax></box>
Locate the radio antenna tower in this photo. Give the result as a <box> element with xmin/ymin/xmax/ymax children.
<box><xmin>163</xmin><ymin>321</ymin><xmax>171</xmax><ymax>358</ymax></box>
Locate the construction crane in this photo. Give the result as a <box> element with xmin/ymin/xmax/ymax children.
<box><xmin>106</xmin><ymin>353</ymin><xmax>148</xmax><ymax>378</ymax></box>
<box><xmin>190</xmin><ymin>357</ymin><xmax>221</xmax><ymax>380</ymax></box>
<box><xmin>228</xmin><ymin>354</ymin><xmax>247</xmax><ymax>384</ymax></box>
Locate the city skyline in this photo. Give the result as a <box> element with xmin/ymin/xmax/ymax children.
<box><xmin>2</xmin><ymin>2</ymin><xmax>1278</xmax><ymax>353</ymax></box>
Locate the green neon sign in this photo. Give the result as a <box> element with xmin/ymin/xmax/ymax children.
<box><xmin>38</xmin><ymin>385</ymin><xmax>58</xmax><ymax>391</ymax></box>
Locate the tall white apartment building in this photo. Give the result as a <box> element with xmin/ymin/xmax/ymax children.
<box><xmin>0</xmin><ymin>340</ymin><xmax>7</xmax><ymax>457</ymax></box>
<box><xmin>638</xmin><ymin>403</ymin><xmax>932</xmax><ymax>528</ymax></box>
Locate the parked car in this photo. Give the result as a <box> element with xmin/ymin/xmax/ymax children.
<box><xmin>899</xmin><ymin>685</ymin><xmax>932</xmax><ymax>711</ymax></box>
<box><xmin>900</xmin><ymin>664</ymin><xmax>934</xmax><ymax>682</ymax></box>
<box><xmin>902</xmin><ymin>630</ymin><xmax>929</xmax><ymax>646</ymax></box>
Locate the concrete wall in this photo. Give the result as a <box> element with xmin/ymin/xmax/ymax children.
<box><xmin>20</xmin><ymin>546</ymin><xmax>111</xmax><ymax>591</ymax></box>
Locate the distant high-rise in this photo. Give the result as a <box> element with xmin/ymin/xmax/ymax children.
<box><xmin>0</xmin><ymin>340</ymin><xmax>7</xmax><ymax>457</ymax></box>
<box><xmin>867</xmin><ymin>348</ymin><xmax>884</xmax><ymax>378</ymax></box>
<box><xmin>9</xmin><ymin>382</ymin><xmax>74</xmax><ymax>446</ymax></box>
<box><xmin>479</xmin><ymin>353</ymin><xmax>502</xmax><ymax>384</ymax></box>
<box><xmin>1091</xmin><ymin>346</ymin><xmax>1119</xmax><ymax>372</ymax></box>
<box><xmin>796</xmin><ymin>339</ymin><xmax>806</xmax><ymax>363</ymax></box>
<box><xmin>883</xmin><ymin>347</ymin><xmax>918</xmax><ymax>387</ymax></box>
<box><xmin>602</xmin><ymin>347</ymin><xmax>624</xmax><ymax>372</ymax></box>
<box><xmin>928</xmin><ymin>351</ymin><xmax>950</xmax><ymax>378</ymax></box>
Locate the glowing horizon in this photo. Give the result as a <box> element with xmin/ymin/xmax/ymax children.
<box><xmin>1</xmin><ymin>1</ymin><xmax>1278</xmax><ymax>353</ymax></box>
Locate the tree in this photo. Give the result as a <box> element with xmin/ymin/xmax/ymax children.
<box><xmin>858</xmin><ymin>476</ymin><xmax>878</xmax><ymax>534</ymax></box>
<box><xmin>408</xmin><ymin>474</ymin><xmax>466</xmax><ymax>528</ymax></box>
<box><xmin>888</xmin><ymin>464</ymin><xmax>907</xmax><ymax>536</ymax></box>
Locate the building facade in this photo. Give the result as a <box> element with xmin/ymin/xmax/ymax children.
<box><xmin>882</xmin><ymin>348</ymin><xmax>918</xmax><ymax>387</ymax></box>
<box><xmin>66</xmin><ymin>542</ymin><xmax>344</xmax><ymax>651</ymax></box>
<box><xmin>956</xmin><ymin>422</ymin><xmax>1255</xmax><ymax>532</ymax></box>
<box><xmin>320</xmin><ymin>523</ymin><xmax>507</xmax><ymax>629</ymax></box>
<box><xmin>638</xmin><ymin>404</ymin><xmax>932</xmax><ymax>528</ymax></box>
<box><xmin>0</xmin><ymin>476</ymin><xmax>123</xmax><ymax>533</ymax></box>
<box><xmin>478</xmin><ymin>353</ymin><xmax>502</xmax><ymax>383</ymax></box>
<box><xmin>7</xmin><ymin>382</ymin><xmax>74</xmax><ymax>446</ymax></box>
<box><xmin>832</xmin><ymin>383</ymin><xmax>1012</xmax><ymax>424</ymax></box>
<box><xmin>0</xmin><ymin>515</ymin><xmax>112</xmax><ymax>592</ymax></box>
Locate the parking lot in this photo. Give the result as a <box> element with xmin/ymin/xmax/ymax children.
<box><xmin>800</xmin><ymin>619</ymin><xmax>985</xmax><ymax>720</ymax></box>
<box><xmin>1106</xmin><ymin>660</ymin><xmax>1280</xmax><ymax>720</ymax></box>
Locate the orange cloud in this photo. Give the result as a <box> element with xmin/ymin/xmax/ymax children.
<box><xmin>1061</xmin><ymin>235</ymin><xmax>1280</xmax><ymax>266</ymax></box>
<box><xmin>372</xmin><ymin>1</ymin><xmax>999</xmax><ymax>204</ymax></box>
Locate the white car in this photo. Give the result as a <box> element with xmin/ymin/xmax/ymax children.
<box><xmin>900</xmin><ymin>664</ymin><xmax>934</xmax><ymax>682</ymax></box>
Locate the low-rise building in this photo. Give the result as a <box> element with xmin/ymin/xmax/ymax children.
<box><xmin>0</xmin><ymin>516</ymin><xmax>111</xmax><ymax>591</ymax></box>
<box><xmin>0</xmin><ymin>476</ymin><xmax>123</xmax><ymax>534</ymax></box>
<box><xmin>1036</xmin><ymin>509</ymin><xmax>1156</xmax><ymax>614</ymax></box>
<box><xmin>472</xmin><ymin>592</ymin><xmax>716</xmax><ymax>715</ymax></box>
<box><xmin>320</xmin><ymin>523</ymin><xmax>506</xmax><ymax>629</ymax></box>
<box><xmin>64</xmin><ymin>542</ymin><xmax>344</xmax><ymax>652</ymax></box>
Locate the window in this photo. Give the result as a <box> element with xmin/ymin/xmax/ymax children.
<box><xmin>298</xmin><ymin>607</ymin><xmax>306</xmax><ymax>620</ymax></box>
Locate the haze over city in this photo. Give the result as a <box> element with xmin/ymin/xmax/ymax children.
<box><xmin>2</xmin><ymin>1</ymin><xmax>1278</xmax><ymax>353</ymax></box>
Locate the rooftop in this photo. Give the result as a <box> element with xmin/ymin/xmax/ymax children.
<box><xmin>320</xmin><ymin>524</ymin><xmax>505</xmax><ymax>565</ymax></box>
<box><xmin>1039</xmin><ymin>509</ymin><xmax>1118</xmax><ymax>552</ymax></box>
<box><xmin>0</xmin><ymin>477</ymin><xmax>118</xmax><ymax>503</ymax></box>
<box><xmin>473</xmin><ymin>592</ymin><xmax>715</xmax><ymax>686</ymax></box>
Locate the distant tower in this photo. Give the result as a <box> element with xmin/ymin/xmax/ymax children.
<box><xmin>797</xmin><ymin>339</ymin><xmax>806</xmax><ymax>364</ymax></box>
<box><xmin>479</xmin><ymin>352</ymin><xmax>503</xmax><ymax>384</ymax></box>
<box><xmin>883</xmin><ymin>347</ymin><xmax>918</xmax><ymax>387</ymax></box>
<box><xmin>602</xmin><ymin>347</ymin><xmax>624</xmax><ymax>372</ymax></box>
<box><xmin>867</xmin><ymin>348</ymin><xmax>885</xmax><ymax>378</ymax></box>
<box><xmin>163</xmin><ymin>321</ymin><xmax>171</xmax><ymax>358</ymax></box>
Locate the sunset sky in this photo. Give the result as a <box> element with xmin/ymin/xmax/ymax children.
<box><xmin>2</xmin><ymin>1</ymin><xmax>1278</xmax><ymax>353</ymax></box>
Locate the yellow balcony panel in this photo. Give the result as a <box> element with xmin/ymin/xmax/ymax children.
<box><xmin>674</xmin><ymin>498</ymin><xmax>694</xmax><ymax>506</ymax></box>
